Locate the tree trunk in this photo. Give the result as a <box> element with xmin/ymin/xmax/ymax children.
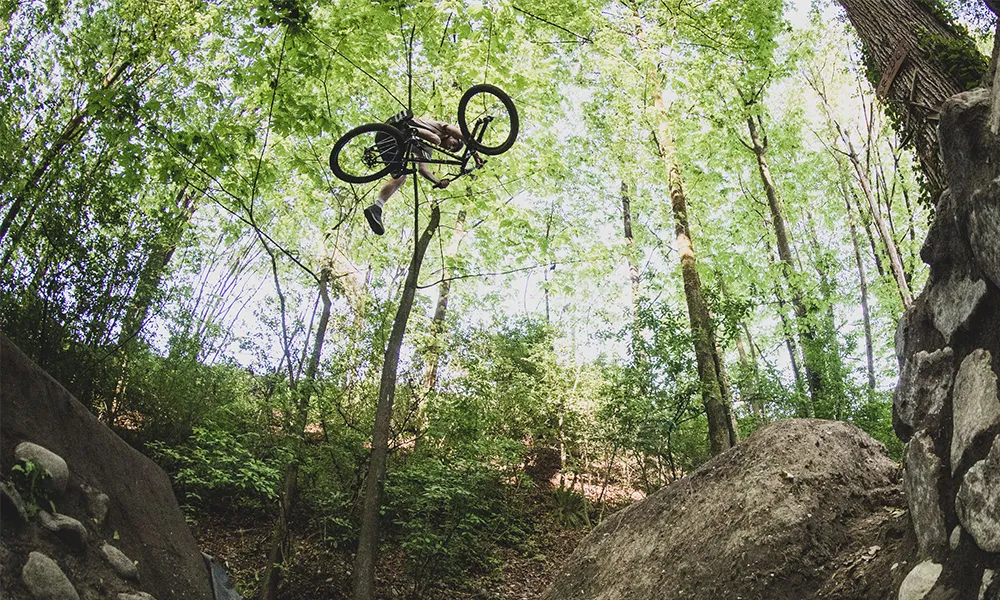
<box><xmin>422</xmin><ymin>209</ymin><xmax>466</xmax><ymax>395</ymax></box>
<box><xmin>108</xmin><ymin>186</ymin><xmax>201</xmax><ymax>425</ymax></box>
<box><xmin>634</xmin><ymin>13</ymin><xmax>735</xmax><ymax>455</ymax></box>
<box><xmin>353</xmin><ymin>203</ymin><xmax>441</xmax><ymax>600</ymax></box>
<box><xmin>655</xmin><ymin>96</ymin><xmax>734</xmax><ymax>456</ymax></box>
<box><xmin>835</xmin><ymin>0</ymin><xmax>985</xmax><ymax>197</ymax></box>
<box><xmin>258</xmin><ymin>267</ymin><xmax>333</xmax><ymax>600</ymax></box>
<box><xmin>745</xmin><ymin>114</ymin><xmax>827</xmax><ymax>412</ymax></box>
<box><xmin>621</xmin><ymin>181</ymin><xmax>646</xmax><ymax>368</ymax></box>
<box><xmin>841</xmin><ymin>170</ymin><xmax>877</xmax><ymax>391</ymax></box>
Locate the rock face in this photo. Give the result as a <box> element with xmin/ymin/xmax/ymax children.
<box><xmin>892</xmin><ymin>88</ymin><xmax>1000</xmax><ymax>600</ymax></box>
<box><xmin>0</xmin><ymin>334</ymin><xmax>213</xmax><ymax>600</ymax></box>
<box><xmin>542</xmin><ymin>419</ymin><xmax>911</xmax><ymax>600</ymax></box>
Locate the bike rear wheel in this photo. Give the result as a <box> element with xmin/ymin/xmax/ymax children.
<box><xmin>330</xmin><ymin>123</ymin><xmax>405</xmax><ymax>184</ymax></box>
<box><xmin>458</xmin><ymin>84</ymin><xmax>519</xmax><ymax>156</ymax></box>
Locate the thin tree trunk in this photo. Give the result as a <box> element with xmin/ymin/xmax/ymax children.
<box><xmin>422</xmin><ymin>209</ymin><xmax>466</xmax><ymax>395</ymax></box>
<box><xmin>811</xmin><ymin>83</ymin><xmax>914</xmax><ymax>307</ymax></box>
<box><xmin>258</xmin><ymin>267</ymin><xmax>333</xmax><ymax>600</ymax></box>
<box><xmin>842</xmin><ymin>178</ymin><xmax>877</xmax><ymax>390</ymax></box>
<box><xmin>353</xmin><ymin>203</ymin><xmax>441</xmax><ymax>600</ymax></box>
<box><xmin>621</xmin><ymin>181</ymin><xmax>646</xmax><ymax>369</ymax></box>
<box><xmin>745</xmin><ymin>113</ymin><xmax>826</xmax><ymax>409</ymax></box>
<box><xmin>0</xmin><ymin>60</ymin><xmax>131</xmax><ymax>247</ymax></box>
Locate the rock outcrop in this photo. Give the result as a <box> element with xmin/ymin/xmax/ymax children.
<box><xmin>0</xmin><ymin>334</ymin><xmax>214</xmax><ymax>600</ymax></box>
<box><xmin>542</xmin><ymin>419</ymin><xmax>914</xmax><ymax>600</ymax></box>
<box><xmin>892</xmin><ymin>87</ymin><xmax>1000</xmax><ymax>600</ymax></box>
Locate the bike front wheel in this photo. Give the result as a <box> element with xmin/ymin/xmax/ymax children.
<box><xmin>458</xmin><ymin>84</ymin><xmax>519</xmax><ymax>156</ymax></box>
<box><xmin>330</xmin><ymin>123</ymin><xmax>405</xmax><ymax>184</ymax></box>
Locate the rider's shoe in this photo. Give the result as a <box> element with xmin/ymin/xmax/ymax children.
<box><xmin>364</xmin><ymin>205</ymin><xmax>385</xmax><ymax>235</ymax></box>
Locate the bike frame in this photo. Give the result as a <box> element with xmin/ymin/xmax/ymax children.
<box><xmin>393</xmin><ymin>116</ymin><xmax>492</xmax><ymax>177</ymax></box>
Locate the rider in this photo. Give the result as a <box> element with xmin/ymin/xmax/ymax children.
<box><xmin>363</xmin><ymin>117</ymin><xmax>482</xmax><ymax>235</ymax></box>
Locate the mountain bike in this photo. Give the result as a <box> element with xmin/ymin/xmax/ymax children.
<box><xmin>329</xmin><ymin>84</ymin><xmax>519</xmax><ymax>184</ymax></box>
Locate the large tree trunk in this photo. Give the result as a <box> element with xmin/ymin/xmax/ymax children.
<box><xmin>353</xmin><ymin>203</ymin><xmax>441</xmax><ymax>600</ymax></box>
<box><xmin>258</xmin><ymin>267</ymin><xmax>333</xmax><ymax>600</ymax></box>
<box><xmin>835</xmin><ymin>0</ymin><xmax>987</xmax><ymax>197</ymax></box>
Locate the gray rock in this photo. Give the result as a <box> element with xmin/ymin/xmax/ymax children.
<box><xmin>894</xmin><ymin>348</ymin><xmax>954</xmax><ymax>442</ymax></box>
<box><xmin>969</xmin><ymin>181</ymin><xmax>1000</xmax><ymax>289</ymax></box>
<box><xmin>15</xmin><ymin>442</ymin><xmax>69</xmax><ymax>496</ymax></box>
<box><xmin>21</xmin><ymin>551</ymin><xmax>80</xmax><ymax>600</ymax></box>
<box><xmin>927</xmin><ymin>273</ymin><xmax>987</xmax><ymax>342</ymax></box>
<box><xmin>982</xmin><ymin>570</ymin><xmax>995</xmax><ymax>600</ymax></box>
<box><xmin>0</xmin><ymin>480</ymin><xmax>28</xmax><ymax>520</ymax></box>
<box><xmin>117</xmin><ymin>593</ymin><xmax>156</xmax><ymax>600</ymax></box>
<box><xmin>38</xmin><ymin>510</ymin><xmax>88</xmax><ymax>549</ymax></box>
<box><xmin>898</xmin><ymin>560</ymin><xmax>942</xmax><ymax>600</ymax></box>
<box><xmin>951</xmin><ymin>349</ymin><xmax>1000</xmax><ymax>473</ymax></box>
<box><xmin>100</xmin><ymin>543</ymin><xmax>139</xmax><ymax>581</ymax></box>
<box><xmin>950</xmin><ymin>526</ymin><xmax>962</xmax><ymax>550</ymax></box>
<box><xmin>895</xmin><ymin>307</ymin><xmax>913</xmax><ymax>367</ymax></box>
<box><xmin>80</xmin><ymin>483</ymin><xmax>109</xmax><ymax>526</ymax></box>
<box><xmin>956</xmin><ymin>436</ymin><xmax>1000</xmax><ymax>552</ymax></box>
<box><xmin>903</xmin><ymin>433</ymin><xmax>948</xmax><ymax>557</ymax></box>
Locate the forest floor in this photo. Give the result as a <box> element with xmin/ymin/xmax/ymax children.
<box><xmin>192</xmin><ymin>489</ymin><xmax>595</xmax><ymax>600</ymax></box>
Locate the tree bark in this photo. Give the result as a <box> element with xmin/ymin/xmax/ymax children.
<box><xmin>843</xmin><ymin>181</ymin><xmax>876</xmax><ymax>391</ymax></box>
<box><xmin>353</xmin><ymin>203</ymin><xmax>441</xmax><ymax>600</ymax></box>
<box><xmin>835</xmin><ymin>0</ymin><xmax>986</xmax><ymax>197</ymax></box>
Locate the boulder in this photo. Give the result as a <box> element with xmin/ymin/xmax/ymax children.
<box><xmin>950</xmin><ymin>349</ymin><xmax>1000</xmax><ymax>474</ymax></box>
<box><xmin>956</xmin><ymin>436</ymin><xmax>1000</xmax><ymax>553</ymax></box>
<box><xmin>542</xmin><ymin>419</ymin><xmax>909</xmax><ymax>600</ymax></box>
<box><xmin>0</xmin><ymin>334</ymin><xmax>212</xmax><ymax>600</ymax></box>
<box><xmin>903</xmin><ymin>433</ymin><xmax>947</xmax><ymax>557</ymax></box>
<box><xmin>897</xmin><ymin>560</ymin><xmax>942</xmax><ymax>600</ymax></box>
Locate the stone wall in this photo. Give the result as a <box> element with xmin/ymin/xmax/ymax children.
<box><xmin>893</xmin><ymin>88</ymin><xmax>1000</xmax><ymax>600</ymax></box>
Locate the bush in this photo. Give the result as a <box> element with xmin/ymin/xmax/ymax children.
<box><xmin>383</xmin><ymin>455</ymin><xmax>526</xmax><ymax>590</ymax></box>
<box><xmin>147</xmin><ymin>425</ymin><xmax>285</xmax><ymax>511</ymax></box>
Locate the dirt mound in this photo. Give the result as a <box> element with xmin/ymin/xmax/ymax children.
<box><xmin>0</xmin><ymin>334</ymin><xmax>213</xmax><ymax>600</ymax></box>
<box><xmin>542</xmin><ymin>419</ymin><xmax>916</xmax><ymax>600</ymax></box>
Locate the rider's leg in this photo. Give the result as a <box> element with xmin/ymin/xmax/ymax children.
<box><xmin>376</xmin><ymin>173</ymin><xmax>407</xmax><ymax>209</ymax></box>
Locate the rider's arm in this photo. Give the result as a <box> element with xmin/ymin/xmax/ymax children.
<box><xmin>417</xmin><ymin>162</ymin><xmax>449</xmax><ymax>188</ymax></box>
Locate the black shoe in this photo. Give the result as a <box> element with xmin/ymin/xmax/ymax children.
<box><xmin>364</xmin><ymin>205</ymin><xmax>384</xmax><ymax>235</ymax></box>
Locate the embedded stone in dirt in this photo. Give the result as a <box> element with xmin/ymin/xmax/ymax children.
<box><xmin>38</xmin><ymin>511</ymin><xmax>89</xmax><ymax>550</ymax></box>
<box><xmin>80</xmin><ymin>484</ymin><xmax>109</xmax><ymax>527</ymax></box>
<box><xmin>950</xmin><ymin>349</ymin><xmax>1000</xmax><ymax>474</ymax></box>
<box><xmin>101</xmin><ymin>543</ymin><xmax>140</xmax><ymax>582</ymax></box>
<box><xmin>21</xmin><ymin>551</ymin><xmax>80</xmax><ymax>600</ymax></box>
<box><xmin>897</xmin><ymin>560</ymin><xmax>942</xmax><ymax>600</ymax></box>
<box><xmin>14</xmin><ymin>443</ymin><xmax>69</xmax><ymax>497</ymax></box>
<box><xmin>541</xmin><ymin>419</ymin><xmax>910</xmax><ymax>600</ymax></box>
<box><xmin>117</xmin><ymin>593</ymin><xmax>156</xmax><ymax>600</ymax></box>
<box><xmin>0</xmin><ymin>481</ymin><xmax>29</xmax><ymax>521</ymax></box>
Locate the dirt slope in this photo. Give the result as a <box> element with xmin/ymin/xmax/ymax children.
<box><xmin>542</xmin><ymin>419</ymin><xmax>915</xmax><ymax>600</ymax></box>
